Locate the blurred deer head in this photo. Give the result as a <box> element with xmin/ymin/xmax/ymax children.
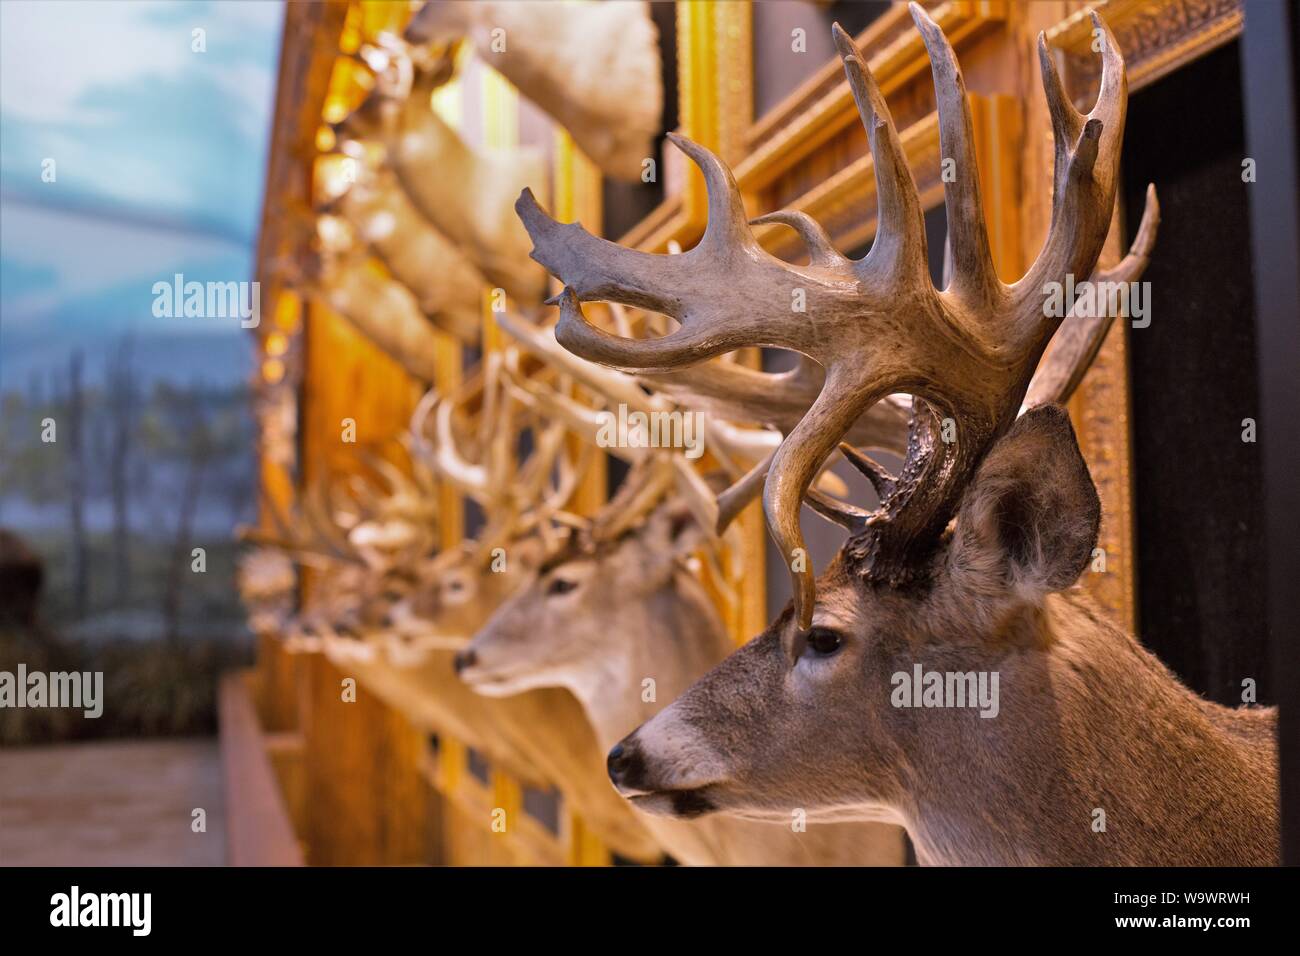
<box><xmin>297</xmin><ymin>215</ymin><xmax>447</xmax><ymax>383</ymax></box>
<box><xmin>331</xmin><ymin>33</ymin><xmax>454</xmax><ymax>143</ymax></box>
<box><xmin>332</xmin><ymin>34</ymin><xmax>546</xmax><ymax>305</ymax></box>
<box><xmin>316</xmin><ymin>148</ymin><xmax>484</xmax><ymax>344</ymax></box>
<box><xmin>404</xmin><ymin>0</ymin><xmax>662</xmax><ymax>181</ymax></box>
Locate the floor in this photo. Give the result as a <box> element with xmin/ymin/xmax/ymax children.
<box><xmin>0</xmin><ymin>737</ymin><xmax>226</xmax><ymax>866</ymax></box>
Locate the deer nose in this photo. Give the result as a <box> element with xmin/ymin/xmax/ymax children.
<box><xmin>606</xmin><ymin>740</ymin><xmax>646</xmax><ymax>791</ymax></box>
<box><xmin>453</xmin><ymin>649</ymin><xmax>477</xmax><ymax>675</ymax></box>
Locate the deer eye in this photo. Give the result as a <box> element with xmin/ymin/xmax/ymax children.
<box><xmin>547</xmin><ymin>577</ymin><xmax>578</xmax><ymax>597</ymax></box>
<box><xmin>805</xmin><ymin>627</ymin><xmax>843</xmax><ymax>656</ymax></box>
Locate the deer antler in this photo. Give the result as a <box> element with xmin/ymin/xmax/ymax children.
<box><xmin>639</xmin><ymin>356</ymin><xmax>913</xmax><ymax>455</ymax></box>
<box><xmin>1023</xmin><ymin>183</ymin><xmax>1159</xmax><ymax>410</ymax></box>
<box><xmin>626</xmin><ymin>191</ymin><xmax>1157</xmax><ymax>507</ymax></box>
<box><xmin>410</xmin><ymin>351</ymin><xmax>592</xmax><ymax>567</ymax></box>
<box><xmin>305</xmin><ymin>217</ymin><xmax>447</xmax><ymax>382</ymax></box>
<box><xmin>319</xmin><ymin>156</ymin><xmax>485</xmax><ymax>344</ymax></box>
<box><xmin>495</xmin><ymin>310</ymin><xmax>821</xmax><ymax>538</ymax></box>
<box><xmin>519</xmin><ymin>6</ymin><xmax>1137</xmax><ymax>628</ymax></box>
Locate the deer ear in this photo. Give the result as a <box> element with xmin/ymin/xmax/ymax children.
<box><xmin>632</xmin><ymin>500</ymin><xmax>710</xmax><ymax>585</ymax></box>
<box><xmin>661</xmin><ymin>498</ymin><xmax>711</xmax><ymax>561</ymax></box>
<box><xmin>505</xmin><ymin>534</ymin><xmax>549</xmax><ymax>572</ymax></box>
<box><xmin>948</xmin><ymin>405</ymin><xmax>1100</xmax><ymax>601</ymax></box>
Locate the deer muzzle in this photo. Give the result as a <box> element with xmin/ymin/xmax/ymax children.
<box><xmin>606</xmin><ymin>723</ymin><xmax>726</xmax><ymax>819</ymax></box>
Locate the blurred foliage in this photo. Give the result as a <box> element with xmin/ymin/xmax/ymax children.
<box><xmin>0</xmin><ymin>624</ymin><xmax>252</xmax><ymax>746</ymax></box>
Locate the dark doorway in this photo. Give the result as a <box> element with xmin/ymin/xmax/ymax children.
<box><xmin>1122</xmin><ymin>40</ymin><xmax>1268</xmax><ymax>707</ymax></box>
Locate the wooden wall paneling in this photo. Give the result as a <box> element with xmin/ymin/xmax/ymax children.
<box><xmin>301</xmin><ymin>653</ymin><xmax>435</xmax><ymax>865</ymax></box>
<box><xmin>970</xmin><ymin>94</ymin><xmax>1023</xmax><ymax>277</ymax></box>
<box><xmin>249</xmin><ymin>0</ymin><xmax>346</xmax><ymax>744</ymax></box>
<box><xmin>252</xmin><ymin>632</ymin><xmax>301</xmax><ymax>735</ymax></box>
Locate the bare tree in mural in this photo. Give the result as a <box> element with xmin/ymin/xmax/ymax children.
<box><xmin>62</xmin><ymin>351</ymin><xmax>89</xmax><ymax>620</ymax></box>
<box><xmin>157</xmin><ymin>383</ymin><xmax>214</xmax><ymax>644</ymax></box>
<box><xmin>105</xmin><ymin>337</ymin><xmax>137</xmax><ymax>606</ymax></box>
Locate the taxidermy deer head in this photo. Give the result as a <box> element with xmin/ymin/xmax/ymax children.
<box><xmin>301</xmin><ymin>215</ymin><xmax>447</xmax><ymax>383</ymax></box>
<box><xmin>403</xmin><ymin>0</ymin><xmax>662</xmax><ymax>180</ymax></box>
<box><xmin>519</xmin><ymin>6</ymin><xmax>1277</xmax><ymax>865</ymax></box>
<box><xmin>318</xmin><ymin>149</ymin><xmax>484</xmax><ymax>344</ymax></box>
<box><xmin>333</xmin><ymin>39</ymin><xmax>547</xmax><ymax>306</ymax></box>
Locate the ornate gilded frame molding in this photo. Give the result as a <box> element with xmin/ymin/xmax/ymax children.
<box><xmin>1048</xmin><ymin>0</ymin><xmax>1243</xmax><ymax>96</ymax></box>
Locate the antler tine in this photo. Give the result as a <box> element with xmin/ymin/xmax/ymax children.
<box><xmin>301</xmin><ymin>477</ymin><xmax>366</xmax><ymax>565</ymax></box>
<box><xmin>639</xmin><ymin>354</ymin><xmax>823</xmax><ymax>433</ymax></box>
<box><xmin>711</xmin><ymin>441</ymin><xmax>852</xmax><ymax>535</ymax></box>
<box><xmin>909</xmin><ymin>4</ymin><xmax>998</xmax><ymax>304</ymax></box>
<box><xmin>538</xmin><ymin>439</ymin><xmax>593</xmax><ymax>518</ymax></box>
<box><xmin>670</xmin><ymin>455</ymin><xmax>724</xmax><ymax>542</ymax></box>
<box><xmin>432</xmin><ymin>390</ymin><xmax>494</xmax><ymax>503</ymax></box>
<box><xmin>408</xmin><ymin>386</ymin><xmax>442</xmax><ymax>476</ymax></box>
<box><xmin>591</xmin><ymin>456</ymin><xmax>677</xmax><ymax>542</ymax></box>
<box><xmin>502</xmin><ymin>306</ymin><xmax>817</xmax><ymax>529</ymax></box>
<box><xmin>702</xmin><ymin>417</ymin><xmax>781</xmax><ymax>469</ymax></box>
<box><xmin>484</xmin><ymin>356</ymin><xmax>521</xmax><ymax>501</ymax></box>
<box><xmin>398</xmin><ymin>428</ymin><xmax>441</xmax><ymax>498</ymax></box>
<box><xmin>516</xmin><ymin>188</ymin><xmax>689</xmax><ymax>319</ymax></box>
<box><xmin>512</xmin><ymin>418</ymin><xmax>568</xmax><ymax>511</ymax></box>
<box><xmin>641</xmin><ymin>357</ymin><xmax>912</xmax><ymax>455</ymax></box>
<box><xmin>832</xmin><ymin>22</ymin><xmax>928</xmax><ymax>280</ymax></box>
<box><xmin>839</xmin><ymin>443</ymin><xmax>897</xmax><ymax>500</ymax></box>
<box><xmin>1011</xmin><ymin>11</ymin><xmax>1127</xmax><ymax>343</ymax></box>
<box><xmin>749</xmin><ymin>211</ymin><xmax>847</xmax><ymax>270</ymax></box>
<box><xmin>496</xmin><ymin>309</ymin><xmax>664</xmax><ymax>416</ymax></box>
<box><xmin>502</xmin><ymin>355</ymin><xmax>647</xmax><ymax>465</ymax></box>
<box><xmin>675</xmin><ymin>131</ymin><xmax>759</xmax><ymax>255</ymax></box>
<box><xmin>354</xmin><ymin>446</ymin><xmax>424</xmax><ymax>510</ymax></box>
<box><xmin>1095</xmin><ymin>182</ymin><xmax>1159</xmax><ymax>286</ymax></box>
<box><xmin>715</xmin><ymin>454</ymin><xmax>772</xmax><ymax>535</ymax></box>
<box><xmin>768</xmin><ymin>369</ymin><xmax>892</xmax><ymax>622</ymax></box>
<box><xmin>805</xmin><ymin>488</ymin><xmax>874</xmax><ymax>533</ymax></box>
<box><xmin>520</xmin><ymin>138</ymin><xmax>823</xmax><ymax>372</ymax></box>
<box><xmin>342</xmin><ymin>473</ymin><xmax>381</xmax><ymax>526</ymax></box>
<box><xmin>1024</xmin><ymin>184</ymin><xmax>1159</xmax><ymax>410</ymax></box>
<box><xmin>255</xmin><ymin>488</ymin><xmax>332</xmax><ymax>569</ymax></box>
